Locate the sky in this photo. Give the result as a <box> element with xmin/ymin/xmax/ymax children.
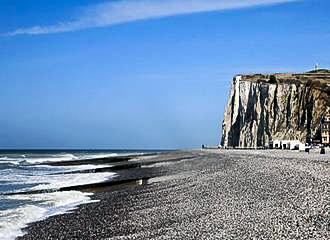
<box><xmin>0</xmin><ymin>0</ymin><xmax>329</xmax><ymax>149</ymax></box>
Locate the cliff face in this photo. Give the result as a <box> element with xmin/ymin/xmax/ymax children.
<box><xmin>221</xmin><ymin>71</ymin><xmax>330</xmax><ymax>148</ymax></box>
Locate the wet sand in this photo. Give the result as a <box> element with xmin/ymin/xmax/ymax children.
<box><xmin>17</xmin><ymin>150</ymin><xmax>329</xmax><ymax>239</ymax></box>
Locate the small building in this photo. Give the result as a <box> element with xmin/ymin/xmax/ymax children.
<box><xmin>281</xmin><ymin>140</ymin><xmax>301</xmax><ymax>150</ymax></box>
<box><xmin>321</xmin><ymin>113</ymin><xmax>330</xmax><ymax>146</ymax></box>
<box><xmin>270</xmin><ymin>139</ymin><xmax>303</xmax><ymax>150</ymax></box>
<box><xmin>269</xmin><ymin>140</ymin><xmax>282</xmax><ymax>149</ymax></box>
<box><xmin>288</xmin><ymin>140</ymin><xmax>301</xmax><ymax>150</ymax></box>
<box><xmin>281</xmin><ymin>140</ymin><xmax>291</xmax><ymax>150</ymax></box>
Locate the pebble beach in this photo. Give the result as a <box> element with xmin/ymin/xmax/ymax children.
<box><xmin>17</xmin><ymin>150</ymin><xmax>329</xmax><ymax>240</ymax></box>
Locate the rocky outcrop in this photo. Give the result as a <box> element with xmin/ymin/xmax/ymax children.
<box><xmin>221</xmin><ymin>70</ymin><xmax>330</xmax><ymax>148</ymax></box>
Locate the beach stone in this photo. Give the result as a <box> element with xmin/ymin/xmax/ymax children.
<box><xmin>17</xmin><ymin>150</ymin><xmax>330</xmax><ymax>240</ymax></box>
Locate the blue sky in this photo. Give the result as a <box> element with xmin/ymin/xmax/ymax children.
<box><xmin>0</xmin><ymin>0</ymin><xmax>329</xmax><ymax>149</ymax></box>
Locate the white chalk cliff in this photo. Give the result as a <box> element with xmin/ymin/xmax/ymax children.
<box><xmin>221</xmin><ymin>70</ymin><xmax>330</xmax><ymax>148</ymax></box>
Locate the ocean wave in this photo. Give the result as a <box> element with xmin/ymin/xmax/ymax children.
<box><xmin>0</xmin><ymin>151</ymin><xmax>148</xmax><ymax>166</ymax></box>
<box><xmin>0</xmin><ymin>169</ymin><xmax>115</xmax><ymax>239</ymax></box>
<box><xmin>80</xmin><ymin>153</ymin><xmax>118</xmax><ymax>159</ymax></box>
<box><xmin>24</xmin><ymin>153</ymin><xmax>78</xmax><ymax>164</ymax></box>
<box><xmin>0</xmin><ymin>157</ymin><xmax>22</xmax><ymax>166</ymax></box>
<box><xmin>0</xmin><ymin>150</ymin><xmax>151</xmax><ymax>240</ymax></box>
<box><xmin>1</xmin><ymin>172</ymin><xmax>116</xmax><ymax>192</ymax></box>
<box><xmin>30</xmin><ymin>164</ymin><xmax>113</xmax><ymax>171</ymax></box>
<box><xmin>32</xmin><ymin>172</ymin><xmax>116</xmax><ymax>191</ymax></box>
<box><xmin>0</xmin><ymin>191</ymin><xmax>97</xmax><ymax>240</ymax></box>
<box><xmin>0</xmin><ymin>153</ymin><xmax>79</xmax><ymax>165</ymax></box>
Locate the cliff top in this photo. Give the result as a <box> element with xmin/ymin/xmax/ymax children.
<box><xmin>238</xmin><ymin>69</ymin><xmax>330</xmax><ymax>87</ymax></box>
<box><xmin>306</xmin><ymin>69</ymin><xmax>330</xmax><ymax>74</ymax></box>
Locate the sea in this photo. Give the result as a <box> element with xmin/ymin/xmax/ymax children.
<box><xmin>0</xmin><ymin>149</ymin><xmax>159</xmax><ymax>240</ymax></box>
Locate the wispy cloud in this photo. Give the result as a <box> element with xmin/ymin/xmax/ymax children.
<box><xmin>8</xmin><ymin>0</ymin><xmax>298</xmax><ymax>36</ymax></box>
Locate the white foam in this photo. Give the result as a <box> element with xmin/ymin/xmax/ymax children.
<box><xmin>24</xmin><ymin>153</ymin><xmax>78</xmax><ymax>164</ymax></box>
<box><xmin>81</xmin><ymin>153</ymin><xmax>118</xmax><ymax>159</ymax></box>
<box><xmin>31</xmin><ymin>172</ymin><xmax>116</xmax><ymax>191</ymax></box>
<box><xmin>1</xmin><ymin>172</ymin><xmax>116</xmax><ymax>192</ymax></box>
<box><xmin>0</xmin><ymin>153</ymin><xmax>79</xmax><ymax>165</ymax></box>
<box><xmin>0</xmin><ymin>205</ymin><xmax>46</xmax><ymax>240</ymax></box>
<box><xmin>82</xmin><ymin>152</ymin><xmax>145</xmax><ymax>160</ymax></box>
<box><xmin>0</xmin><ymin>152</ymin><xmax>144</xmax><ymax>166</ymax></box>
<box><xmin>0</xmin><ymin>157</ymin><xmax>22</xmax><ymax>165</ymax></box>
<box><xmin>23</xmin><ymin>153</ymin><xmax>124</xmax><ymax>164</ymax></box>
<box><xmin>0</xmin><ymin>191</ymin><xmax>96</xmax><ymax>240</ymax></box>
<box><xmin>0</xmin><ymin>151</ymin><xmax>124</xmax><ymax>239</ymax></box>
<box><xmin>31</xmin><ymin>164</ymin><xmax>113</xmax><ymax>172</ymax></box>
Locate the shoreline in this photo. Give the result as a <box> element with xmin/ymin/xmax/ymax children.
<box><xmin>17</xmin><ymin>150</ymin><xmax>329</xmax><ymax>239</ymax></box>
